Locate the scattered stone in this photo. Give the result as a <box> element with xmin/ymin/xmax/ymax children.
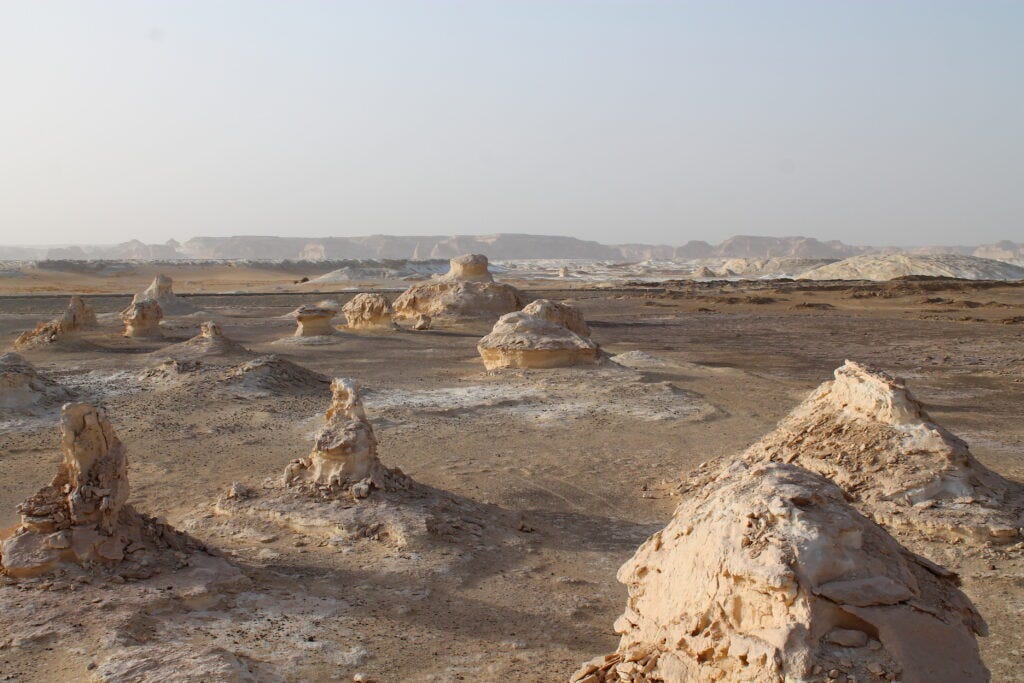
<box><xmin>571</xmin><ymin>462</ymin><xmax>988</xmax><ymax>683</ymax></box>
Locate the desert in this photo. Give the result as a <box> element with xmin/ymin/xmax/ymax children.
<box><xmin>1</xmin><ymin>252</ymin><xmax>1023</xmax><ymax>681</ymax></box>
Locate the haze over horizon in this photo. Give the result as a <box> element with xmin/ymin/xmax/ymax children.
<box><xmin>1</xmin><ymin>1</ymin><xmax>1021</xmax><ymax>247</ymax></box>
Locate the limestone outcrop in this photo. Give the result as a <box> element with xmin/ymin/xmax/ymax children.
<box><xmin>439</xmin><ymin>253</ymin><xmax>494</xmax><ymax>282</ymax></box>
<box><xmin>0</xmin><ymin>404</ymin><xmax>205</xmax><ymax>578</ymax></box>
<box><xmin>571</xmin><ymin>461</ymin><xmax>988</xmax><ymax>683</ymax></box>
<box><xmin>134</xmin><ymin>274</ymin><xmax>196</xmax><ymax>314</ymax></box>
<box><xmin>732</xmin><ymin>360</ymin><xmax>1023</xmax><ymax>543</ymax></box>
<box><xmin>13</xmin><ymin>296</ymin><xmax>97</xmax><ymax>349</ymax></box>
<box><xmin>291</xmin><ymin>304</ymin><xmax>337</xmax><ymax>336</ymax></box>
<box><xmin>393</xmin><ymin>253</ymin><xmax>524</xmax><ymax>322</ymax></box>
<box><xmin>0</xmin><ymin>353</ymin><xmax>73</xmax><ymax>413</ymax></box>
<box><xmin>157</xmin><ymin>321</ymin><xmax>250</xmax><ymax>359</ymax></box>
<box><xmin>521</xmin><ymin>299</ymin><xmax>591</xmax><ymax>337</ymax></box>
<box><xmin>342</xmin><ymin>293</ymin><xmax>397</xmax><ymax>330</ymax></box>
<box><xmin>477</xmin><ymin>308</ymin><xmax>599</xmax><ymax>370</ymax></box>
<box><xmin>121</xmin><ymin>298</ymin><xmax>164</xmax><ymax>338</ymax></box>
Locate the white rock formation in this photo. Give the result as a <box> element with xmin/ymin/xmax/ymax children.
<box><xmin>477</xmin><ymin>310</ymin><xmax>599</xmax><ymax>370</ymax></box>
<box><xmin>571</xmin><ymin>462</ymin><xmax>988</xmax><ymax>683</ymax></box>
<box><xmin>121</xmin><ymin>298</ymin><xmax>164</xmax><ymax>338</ymax></box>
<box><xmin>798</xmin><ymin>253</ymin><xmax>1024</xmax><ymax>281</ymax></box>
<box><xmin>393</xmin><ymin>280</ymin><xmax>526</xmax><ymax>322</ymax></box>
<box><xmin>521</xmin><ymin>299</ymin><xmax>591</xmax><ymax>337</ymax></box>
<box><xmin>134</xmin><ymin>274</ymin><xmax>196</xmax><ymax>314</ymax></box>
<box><xmin>735</xmin><ymin>360</ymin><xmax>1023</xmax><ymax>543</ymax></box>
<box><xmin>14</xmin><ymin>296</ymin><xmax>97</xmax><ymax>349</ymax></box>
<box><xmin>291</xmin><ymin>304</ymin><xmax>337</xmax><ymax>337</ymax></box>
<box><xmin>342</xmin><ymin>293</ymin><xmax>397</xmax><ymax>330</ymax></box>
<box><xmin>0</xmin><ymin>353</ymin><xmax>73</xmax><ymax>413</ymax></box>
<box><xmin>0</xmin><ymin>404</ymin><xmax>203</xmax><ymax>578</ymax></box>
<box><xmin>439</xmin><ymin>253</ymin><xmax>494</xmax><ymax>282</ymax></box>
<box><xmin>157</xmin><ymin>321</ymin><xmax>250</xmax><ymax>359</ymax></box>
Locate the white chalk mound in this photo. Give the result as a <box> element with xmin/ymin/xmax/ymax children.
<box><xmin>797</xmin><ymin>253</ymin><xmax>1024</xmax><ymax>281</ymax></box>
<box><xmin>477</xmin><ymin>303</ymin><xmax>599</xmax><ymax>370</ymax></box>
<box><xmin>156</xmin><ymin>321</ymin><xmax>250</xmax><ymax>360</ymax></box>
<box><xmin>521</xmin><ymin>298</ymin><xmax>591</xmax><ymax>337</ymax></box>
<box><xmin>218</xmin><ymin>355</ymin><xmax>329</xmax><ymax>394</ymax></box>
<box><xmin>121</xmin><ymin>298</ymin><xmax>164</xmax><ymax>338</ymax></box>
<box><xmin>0</xmin><ymin>353</ymin><xmax>74</xmax><ymax>414</ymax></box>
<box><xmin>342</xmin><ymin>293</ymin><xmax>397</xmax><ymax>330</ymax></box>
<box><xmin>0</xmin><ymin>404</ymin><xmax>216</xmax><ymax>579</ymax></box>
<box><xmin>394</xmin><ymin>253</ymin><xmax>525</xmax><ymax>322</ymax></box>
<box><xmin>438</xmin><ymin>253</ymin><xmax>494</xmax><ymax>282</ymax></box>
<box><xmin>134</xmin><ymin>273</ymin><xmax>197</xmax><ymax>314</ymax></box>
<box><xmin>14</xmin><ymin>295</ymin><xmax>97</xmax><ymax>350</ymax></box>
<box><xmin>737</xmin><ymin>360</ymin><xmax>1023</xmax><ymax>543</ymax></box>
<box><xmin>572</xmin><ymin>461</ymin><xmax>988</xmax><ymax>683</ymax></box>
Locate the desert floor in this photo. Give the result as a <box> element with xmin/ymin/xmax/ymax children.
<box><xmin>1</xmin><ymin>276</ymin><xmax>1022</xmax><ymax>681</ymax></box>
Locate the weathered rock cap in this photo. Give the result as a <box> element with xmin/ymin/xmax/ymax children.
<box><xmin>572</xmin><ymin>461</ymin><xmax>989</xmax><ymax>683</ymax></box>
<box><xmin>440</xmin><ymin>254</ymin><xmax>494</xmax><ymax>282</ymax></box>
<box><xmin>342</xmin><ymin>293</ymin><xmax>397</xmax><ymax>330</ymax></box>
<box><xmin>290</xmin><ymin>304</ymin><xmax>338</xmax><ymax>337</ymax></box>
<box><xmin>393</xmin><ymin>280</ymin><xmax>526</xmax><ymax>322</ymax></box>
<box><xmin>521</xmin><ymin>299</ymin><xmax>591</xmax><ymax>337</ymax></box>
<box><xmin>121</xmin><ymin>298</ymin><xmax>164</xmax><ymax>338</ymax></box>
<box><xmin>477</xmin><ymin>311</ymin><xmax>599</xmax><ymax>370</ymax></box>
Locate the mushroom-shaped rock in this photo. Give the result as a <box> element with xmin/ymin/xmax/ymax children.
<box><xmin>0</xmin><ymin>404</ymin><xmax>205</xmax><ymax>578</ymax></box>
<box><xmin>571</xmin><ymin>461</ymin><xmax>988</xmax><ymax>683</ymax></box>
<box><xmin>440</xmin><ymin>253</ymin><xmax>494</xmax><ymax>282</ymax></box>
<box><xmin>477</xmin><ymin>311</ymin><xmax>599</xmax><ymax>370</ymax></box>
<box><xmin>291</xmin><ymin>304</ymin><xmax>337</xmax><ymax>337</ymax></box>
<box><xmin>0</xmin><ymin>353</ymin><xmax>74</xmax><ymax>414</ymax></box>
<box><xmin>736</xmin><ymin>360</ymin><xmax>1024</xmax><ymax>543</ymax></box>
<box><xmin>135</xmin><ymin>274</ymin><xmax>196</xmax><ymax>315</ymax></box>
<box><xmin>121</xmin><ymin>299</ymin><xmax>164</xmax><ymax>338</ymax></box>
<box><xmin>284</xmin><ymin>378</ymin><xmax>395</xmax><ymax>491</ymax></box>
<box><xmin>521</xmin><ymin>299</ymin><xmax>591</xmax><ymax>337</ymax></box>
<box><xmin>393</xmin><ymin>281</ymin><xmax>526</xmax><ymax>322</ymax></box>
<box><xmin>342</xmin><ymin>293</ymin><xmax>397</xmax><ymax>330</ymax></box>
<box><xmin>14</xmin><ymin>296</ymin><xmax>97</xmax><ymax>349</ymax></box>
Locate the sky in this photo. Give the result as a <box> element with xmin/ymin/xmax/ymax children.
<box><xmin>0</xmin><ymin>1</ymin><xmax>1021</xmax><ymax>247</ymax></box>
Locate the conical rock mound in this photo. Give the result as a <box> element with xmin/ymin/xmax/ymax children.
<box><xmin>0</xmin><ymin>353</ymin><xmax>74</xmax><ymax>414</ymax></box>
<box><xmin>572</xmin><ymin>461</ymin><xmax>988</xmax><ymax>683</ymax></box>
<box><xmin>14</xmin><ymin>296</ymin><xmax>97</xmax><ymax>350</ymax></box>
<box><xmin>0</xmin><ymin>404</ymin><xmax>214</xmax><ymax>579</ymax></box>
<box><xmin>156</xmin><ymin>321</ymin><xmax>251</xmax><ymax>360</ymax></box>
<box><xmin>732</xmin><ymin>360</ymin><xmax>1023</xmax><ymax>543</ymax></box>
<box><xmin>218</xmin><ymin>355</ymin><xmax>329</xmax><ymax>394</ymax></box>
<box><xmin>134</xmin><ymin>274</ymin><xmax>196</xmax><ymax>315</ymax></box>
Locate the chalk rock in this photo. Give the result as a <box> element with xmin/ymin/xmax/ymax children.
<box><xmin>121</xmin><ymin>299</ymin><xmax>164</xmax><ymax>338</ymax></box>
<box><xmin>477</xmin><ymin>311</ymin><xmax>599</xmax><ymax>370</ymax></box>
<box><xmin>439</xmin><ymin>253</ymin><xmax>494</xmax><ymax>282</ymax></box>
<box><xmin>558</xmin><ymin>266</ymin><xmax>570</xmax><ymax>278</ymax></box>
<box><xmin>0</xmin><ymin>353</ymin><xmax>74</xmax><ymax>414</ymax></box>
<box><xmin>0</xmin><ymin>404</ymin><xmax>205</xmax><ymax>578</ymax></box>
<box><xmin>342</xmin><ymin>293</ymin><xmax>397</xmax><ymax>330</ymax></box>
<box><xmin>393</xmin><ymin>280</ymin><xmax>526</xmax><ymax>322</ymax></box>
<box><xmin>571</xmin><ymin>462</ymin><xmax>988</xmax><ymax>683</ymax></box>
<box><xmin>291</xmin><ymin>304</ymin><xmax>337</xmax><ymax>337</ymax></box>
<box><xmin>521</xmin><ymin>299</ymin><xmax>591</xmax><ymax>337</ymax></box>
<box><xmin>739</xmin><ymin>360</ymin><xmax>1024</xmax><ymax>543</ymax></box>
<box><xmin>157</xmin><ymin>321</ymin><xmax>250</xmax><ymax>360</ymax></box>
<box><xmin>412</xmin><ymin>314</ymin><xmax>432</xmax><ymax>331</ymax></box>
<box><xmin>13</xmin><ymin>296</ymin><xmax>97</xmax><ymax>349</ymax></box>
<box><xmin>134</xmin><ymin>274</ymin><xmax>196</xmax><ymax>315</ymax></box>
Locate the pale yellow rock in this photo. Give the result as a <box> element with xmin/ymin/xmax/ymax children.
<box><xmin>134</xmin><ymin>273</ymin><xmax>196</xmax><ymax>314</ymax></box>
<box><xmin>521</xmin><ymin>299</ymin><xmax>591</xmax><ymax>337</ymax></box>
<box><xmin>121</xmin><ymin>299</ymin><xmax>164</xmax><ymax>338</ymax></box>
<box><xmin>13</xmin><ymin>295</ymin><xmax>97</xmax><ymax>349</ymax></box>
<box><xmin>440</xmin><ymin>253</ymin><xmax>494</xmax><ymax>282</ymax></box>
<box><xmin>571</xmin><ymin>461</ymin><xmax>988</xmax><ymax>683</ymax></box>
<box><xmin>477</xmin><ymin>311</ymin><xmax>599</xmax><ymax>370</ymax></box>
<box><xmin>736</xmin><ymin>360</ymin><xmax>1024</xmax><ymax>543</ymax></box>
<box><xmin>342</xmin><ymin>293</ymin><xmax>397</xmax><ymax>330</ymax></box>
<box><xmin>291</xmin><ymin>304</ymin><xmax>337</xmax><ymax>337</ymax></box>
<box><xmin>393</xmin><ymin>281</ymin><xmax>525</xmax><ymax>322</ymax></box>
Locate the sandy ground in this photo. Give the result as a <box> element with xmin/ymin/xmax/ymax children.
<box><xmin>1</xmin><ymin>277</ymin><xmax>1022</xmax><ymax>681</ymax></box>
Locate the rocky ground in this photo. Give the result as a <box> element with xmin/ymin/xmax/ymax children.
<box><xmin>0</xmin><ymin>277</ymin><xmax>1022</xmax><ymax>681</ymax></box>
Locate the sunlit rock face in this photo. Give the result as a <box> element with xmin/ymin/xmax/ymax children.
<box><xmin>439</xmin><ymin>253</ymin><xmax>494</xmax><ymax>282</ymax></box>
<box><xmin>571</xmin><ymin>461</ymin><xmax>989</xmax><ymax>683</ymax></box>
<box><xmin>736</xmin><ymin>360</ymin><xmax>1024</xmax><ymax>544</ymax></box>
<box><xmin>134</xmin><ymin>274</ymin><xmax>196</xmax><ymax>315</ymax></box>
<box><xmin>393</xmin><ymin>281</ymin><xmax>525</xmax><ymax>323</ymax></box>
<box><xmin>342</xmin><ymin>293</ymin><xmax>397</xmax><ymax>330</ymax></box>
<box><xmin>14</xmin><ymin>296</ymin><xmax>97</xmax><ymax>349</ymax></box>
<box><xmin>477</xmin><ymin>302</ymin><xmax>599</xmax><ymax>370</ymax></box>
<box><xmin>291</xmin><ymin>304</ymin><xmax>337</xmax><ymax>337</ymax></box>
<box><xmin>121</xmin><ymin>299</ymin><xmax>164</xmax><ymax>338</ymax></box>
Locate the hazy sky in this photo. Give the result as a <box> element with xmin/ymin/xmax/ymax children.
<box><xmin>1</xmin><ymin>1</ymin><xmax>1021</xmax><ymax>247</ymax></box>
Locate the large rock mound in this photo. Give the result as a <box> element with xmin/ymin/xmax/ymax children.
<box><xmin>521</xmin><ymin>298</ymin><xmax>591</xmax><ymax>337</ymax></box>
<box><xmin>218</xmin><ymin>355</ymin><xmax>329</xmax><ymax>394</ymax></box>
<box><xmin>342</xmin><ymin>293</ymin><xmax>397</xmax><ymax>330</ymax></box>
<box><xmin>0</xmin><ymin>353</ymin><xmax>73</xmax><ymax>414</ymax></box>
<box><xmin>477</xmin><ymin>304</ymin><xmax>599</xmax><ymax>370</ymax></box>
<box><xmin>393</xmin><ymin>254</ymin><xmax>524</xmax><ymax>322</ymax></box>
<box><xmin>572</xmin><ymin>462</ymin><xmax>988</xmax><ymax>683</ymax></box>
<box><xmin>134</xmin><ymin>274</ymin><xmax>197</xmax><ymax>314</ymax></box>
<box><xmin>0</xmin><ymin>404</ymin><xmax>213</xmax><ymax>579</ymax></box>
<box><xmin>13</xmin><ymin>296</ymin><xmax>97</xmax><ymax>350</ymax></box>
<box><xmin>733</xmin><ymin>360</ymin><xmax>1023</xmax><ymax>543</ymax></box>
<box><xmin>290</xmin><ymin>304</ymin><xmax>338</xmax><ymax>337</ymax></box>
